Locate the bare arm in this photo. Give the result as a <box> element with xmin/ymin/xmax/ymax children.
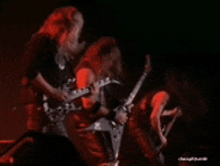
<box><xmin>76</xmin><ymin>68</ymin><xmax>97</xmax><ymax>109</ymax></box>
<box><xmin>76</xmin><ymin>68</ymin><xmax>110</xmax><ymax>116</ymax></box>
<box><xmin>161</xmin><ymin>107</ymin><xmax>182</xmax><ymax>117</ymax></box>
<box><xmin>150</xmin><ymin>91</ymin><xmax>169</xmax><ymax>147</ymax></box>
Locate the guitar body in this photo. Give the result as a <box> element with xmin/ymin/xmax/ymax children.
<box><xmin>85</xmin><ymin>118</ymin><xmax>124</xmax><ymax>159</ymax></box>
<box><xmin>42</xmin><ymin>77</ymin><xmax>121</xmax><ymax>122</ymax></box>
<box><xmin>42</xmin><ymin>78</ymin><xmax>80</xmax><ymax>122</ymax></box>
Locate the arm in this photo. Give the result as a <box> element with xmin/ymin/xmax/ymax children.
<box><xmin>25</xmin><ymin>35</ymin><xmax>69</xmax><ymax>102</ymax></box>
<box><xmin>76</xmin><ymin>68</ymin><xmax>97</xmax><ymax>110</ymax></box>
<box><xmin>150</xmin><ymin>91</ymin><xmax>169</xmax><ymax>147</ymax></box>
<box><xmin>30</xmin><ymin>73</ymin><xmax>69</xmax><ymax>102</ymax></box>
<box><xmin>161</xmin><ymin>107</ymin><xmax>182</xmax><ymax>117</ymax></box>
<box><xmin>76</xmin><ymin>68</ymin><xmax>110</xmax><ymax>116</ymax></box>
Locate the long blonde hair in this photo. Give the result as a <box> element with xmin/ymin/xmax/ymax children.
<box><xmin>38</xmin><ymin>6</ymin><xmax>80</xmax><ymax>40</ymax></box>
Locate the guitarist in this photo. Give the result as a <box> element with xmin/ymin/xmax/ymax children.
<box><xmin>128</xmin><ymin>89</ymin><xmax>182</xmax><ymax>166</ymax></box>
<box><xmin>22</xmin><ymin>6</ymin><xmax>86</xmax><ymax>138</ymax></box>
<box><xmin>21</xmin><ymin>6</ymin><xmax>89</xmax><ymax>166</ymax></box>
<box><xmin>70</xmin><ymin>37</ymin><xmax>128</xmax><ymax>166</ymax></box>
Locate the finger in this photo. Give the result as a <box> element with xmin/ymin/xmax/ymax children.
<box><xmin>62</xmin><ymin>94</ymin><xmax>69</xmax><ymax>101</ymax></box>
<box><xmin>63</xmin><ymin>91</ymin><xmax>69</xmax><ymax>96</ymax></box>
<box><xmin>61</xmin><ymin>96</ymin><xmax>66</xmax><ymax>101</ymax></box>
<box><xmin>61</xmin><ymin>95</ymin><xmax>66</xmax><ymax>101</ymax></box>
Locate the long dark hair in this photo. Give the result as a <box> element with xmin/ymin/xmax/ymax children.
<box><xmin>76</xmin><ymin>37</ymin><xmax>125</xmax><ymax>80</ymax></box>
<box><xmin>163</xmin><ymin>68</ymin><xmax>208</xmax><ymax>122</ymax></box>
<box><xmin>137</xmin><ymin>67</ymin><xmax>208</xmax><ymax>123</ymax></box>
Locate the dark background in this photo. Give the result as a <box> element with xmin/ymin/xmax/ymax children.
<box><xmin>1</xmin><ymin>0</ymin><xmax>220</xmax><ymax>163</ymax></box>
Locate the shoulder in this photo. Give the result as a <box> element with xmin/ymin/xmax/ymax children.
<box><xmin>28</xmin><ymin>34</ymin><xmax>51</xmax><ymax>47</ymax></box>
<box><xmin>76</xmin><ymin>68</ymin><xmax>94</xmax><ymax>77</ymax></box>
<box><xmin>26</xmin><ymin>33</ymin><xmax>57</xmax><ymax>55</ymax></box>
<box><xmin>151</xmin><ymin>91</ymin><xmax>170</xmax><ymax>107</ymax></box>
<box><xmin>76</xmin><ymin>68</ymin><xmax>96</xmax><ymax>84</ymax></box>
<box><xmin>75</xmin><ymin>59</ymin><xmax>97</xmax><ymax>75</ymax></box>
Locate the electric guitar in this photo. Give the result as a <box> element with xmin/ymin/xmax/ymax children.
<box><xmin>85</xmin><ymin>55</ymin><xmax>152</xmax><ymax>163</ymax></box>
<box><xmin>156</xmin><ymin>107</ymin><xmax>182</xmax><ymax>151</ymax></box>
<box><xmin>43</xmin><ymin>77</ymin><xmax>121</xmax><ymax>122</ymax></box>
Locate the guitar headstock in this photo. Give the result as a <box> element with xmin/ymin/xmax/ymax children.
<box><xmin>145</xmin><ymin>55</ymin><xmax>152</xmax><ymax>72</ymax></box>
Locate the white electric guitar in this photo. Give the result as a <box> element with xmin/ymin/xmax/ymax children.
<box><xmin>43</xmin><ymin>77</ymin><xmax>121</xmax><ymax>122</ymax></box>
<box><xmin>85</xmin><ymin>55</ymin><xmax>152</xmax><ymax>165</ymax></box>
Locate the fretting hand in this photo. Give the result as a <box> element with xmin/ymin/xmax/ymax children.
<box><xmin>114</xmin><ymin>106</ymin><xmax>129</xmax><ymax>124</ymax></box>
<box><xmin>174</xmin><ymin>107</ymin><xmax>182</xmax><ymax>117</ymax></box>
<box><xmin>115</xmin><ymin>111</ymin><xmax>128</xmax><ymax>124</ymax></box>
<box><xmin>160</xmin><ymin>135</ymin><xmax>168</xmax><ymax>148</ymax></box>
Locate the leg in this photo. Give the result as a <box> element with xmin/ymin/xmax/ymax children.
<box><xmin>26</xmin><ymin>103</ymin><xmax>44</xmax><ymax>131</ymax></box>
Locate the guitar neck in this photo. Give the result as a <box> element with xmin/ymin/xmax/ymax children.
<box><xmin>124</xmin><ymin>55</ymin><xmax>151</xmax><ymax>106</ymax></box>
<box><xmin>124</xmin><ymin>70</ymin><xmax>149</xmax><ymax>106</ymax></box>
<box><xmin>164</xmin><ymin>113</ymin><xmax>179</xmax><ymax>137</ymax></box>
<box><xmin>68</xmin><ymin>78</ymin><xmax>121</xmax><ymax>101</ymax></box>
<box><xmin>69</xmin><ymin>88</ymin><xmax>91</xmax><ymax>101</ymax></box>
